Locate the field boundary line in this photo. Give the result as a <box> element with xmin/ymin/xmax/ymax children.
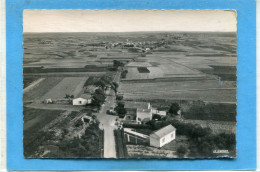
<box><xmin>23</xmin><ymin>78</ymin><xmax>45</xmax><ymax>93</ymax></box>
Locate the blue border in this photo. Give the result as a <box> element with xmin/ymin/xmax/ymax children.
<box><xmin>6</xmin><ymin>0</ymin><xmax>256</xmax><ymax>170</ymax></box>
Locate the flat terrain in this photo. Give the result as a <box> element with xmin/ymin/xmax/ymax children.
<box><xmin>23</xmin><ymin>77</ymin><xmax>64</xmax><ymax>101</ymax></box>
<box><xmin>23</xmin><ymin>32</ymin><xmax>237</xmax><ymax>158</ymax></box>
<box><xmin>41</xmin><ymin>77</ymin><xmax>88</xmax><ymax>99</ymax></box>
<box><xmin>119</xmin><ymin>80</ymin><xmax>236</xmax><ymax>103</ymax></box>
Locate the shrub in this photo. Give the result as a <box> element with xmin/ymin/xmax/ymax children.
<box><xmin>177</xmin><ymin>146</ymin><xmax>187</xmax><ymax>157</ymax></box>
<box><xmin>75</xmin><ymin>119</ymin><xmax>83</xmax><ymax>127</ymax></box>
<box><xmin>169</xmin><ymin>103</ymin><xmax>180</xmax><ymax>115</ymax></box>
<box><xmin>137</xmin><ymin>67</ymin><xmax>150</xmax><ymax>73</ymax></box>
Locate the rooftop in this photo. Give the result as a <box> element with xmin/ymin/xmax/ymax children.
<box><xmin>137</xmin><ymin>108</ymin><xmax>152</xmax><ymax>113</ymax></box>
<box><xmin>79</xmin><ymin>94</ymin><xmax>92</xmax><ymax>99</ymax></box>
<box><xmin>150</xmin><ymin>124</ymin><xmax>176</xmax><ymax>138</ymax></box>
<box><xmin>124</xmin><ymin>128</ymin><xmax>149</xmax><ymax>139</ymax></box>
<box><xmin>124</xmin><ymin>101</ymin><xmax>150</xmax><ymax>110</ymax></box>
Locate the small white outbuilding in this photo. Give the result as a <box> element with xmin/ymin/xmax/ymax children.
<box><xmin>72</xmin><ymin>94</ymin><xmax>92</xmax><ymax>106</ymax></box>
<box><xmin>150</xmin><ymin>124</ymin><xmax>176</xmax><ymax>148</ymax></box>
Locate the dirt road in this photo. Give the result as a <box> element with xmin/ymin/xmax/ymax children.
<box><xmin>23</xmin><ymin>78</ymin><xmax>45</xmax><ymax>93</ymax></box>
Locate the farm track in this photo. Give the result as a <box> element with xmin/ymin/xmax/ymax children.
<box><xmin>23</xmin><ymin>78</ymin><xmax>45</xmax><ymax>93</ymax></box>
<box><xmin>121</xmin><ymin>76</ymin><xmax>215</xmax><ymax>83</ymax></box>
<box><xmin>24</xmin><ymin>72</ymin><xmax>106</xmax><ymax>77</ymax></box>
<box><xmin>121</xmin><ymin>88</ymin><xmax>235</xmax><ymax>94</ymax></box>
<box><xmin>25</xmin><ymin>103</ymin><xmax>85</xmax><ymax>111</ymax></box>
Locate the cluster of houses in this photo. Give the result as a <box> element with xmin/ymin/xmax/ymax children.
<box><xmin>122</xmin><ymin>101</ymin><xmax>176</xmax><ymax>148</ymax></box>
<box><xmin>124</xmin><ymin>101</ymin><xmax>167</xmax><ymax>124</ymax></box>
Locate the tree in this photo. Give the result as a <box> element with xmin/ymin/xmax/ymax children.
<box><xmin>169</xmin><ymin>103</ymin><xmax>180</xmax><ymax>115</ymax></box>
<box><xmin>64</xmin><ymin>94</ymin><xmax>74</xmax><ymax>99</ymax></box>
<box><xmin>100</xmin><ymin>75</ymin><xmax>112</xmax><ymax>85</ymax></box>
<box><xmin>111</xmin><ymin>82</ymin><xmax>119</xmax><ymax>93</ymax></box>
<box><xmin>116</xmin><ymin>95</ymin><xmax>123</xmax><ymax>101</ymax></box>
<box><xmin>92</xmin><ymin>94</ymin><xmax>106</xmax><ymax>107</ymax></box>
<box><xmin>92</xmin><ymin>88</ymin><xmax>106</xmax><ymax>107</ymax></box>
<box><xmin>113</xmin><ymin>60</ymin><xmax>124</xmax><ymax>68</ymax></box>
<box><xmin>114</xmin><ymin>102</ymin><xmax>127</xmax><ymax>117</ymax></box>
<box><xmin>121</xmin><ymin>70</ymin><xmax>128</xmax><ymax>78</ymax></box>
<box><xmin>177</xmin><ymin>145</ymin><xmax>187</xmax><ymax>157</ymax></box>
<box><xmin>94</xmin><ymin>80</ymin><xmax>106</xmax><ymax>89</ymax></box>
<box><xmin>95</xmin><ymin>88</ymin><xmax>105</xmax><ymax>96</ymax></box>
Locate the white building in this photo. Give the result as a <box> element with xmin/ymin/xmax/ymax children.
<box><xmin>150</xmin><ymin>124</ymin><xmax>176</xmax><ymax>148</ymax></box>
<box><xmin>44</xmin><ymin>98</ymin><xmax>53</xmax><ymax>104</ymax></box>
<box><xmin>136</xmin><ymin>108</ymin><xmax>152</xmax><ymax>123</ymax></box>
<box><xmin>152</xmin><ymin>109</ymin><xmax>167</xmax><ymax>116</ymax></box>
<box><xmin>72</xmin><ymin>94</ymin><xmax>92</xmax><ymax>105</ymax></box>
<box><xmin>124</xmin><ymin>101</ymin><xmax>152</xmax><ymax>124</ymax></box>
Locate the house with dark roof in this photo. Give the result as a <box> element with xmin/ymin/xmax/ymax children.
<box><xmin>150</xmin><ymin>124</ymin><xmax>176</xmax><ymax>148</ymax></box>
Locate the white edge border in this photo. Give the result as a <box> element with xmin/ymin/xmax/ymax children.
<box><xmin>0</xmin><ymin>2</ymin><xmax>259</xmax><ymax>172</ymax></box>
<box><xmin>0</xmin><ymin>0</ymin><xmax>6</xmax><ymax>171</ymax></box>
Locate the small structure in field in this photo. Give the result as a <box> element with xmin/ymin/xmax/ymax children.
<box><xmin>73</xmin><ymin>94</ymin><xmax>92</xmax><ymax>106</ymax></box>
<box><xmin>44</xmin><ymin>98</ymin><xmax>53</xmax><ymax>104</ymax></box>
<box><xmin>81</xmin><ymin>115</ymin><xmax>93</xmax><ymax>124</ymax></box>
<box><xmin>150</xmin><ymin>124</ymin><xmax>176</xmax><ymax>148</ymax></box>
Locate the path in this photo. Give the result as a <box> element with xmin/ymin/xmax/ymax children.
<box><xmin>95</xmin><ymin>69</ymin><xmax>121</xmax><ymax>158</ymax></box>
<box><xmin>25</xmin><ymin>103</ymin><xmax>85</xmax><ymax>111</ymax></box>
<box><xmin>23</xmin><ymin>78</ymin><xmax>45</xmax><ymax>93</ymax></box>
<box><xmin>96</xmin><ymin>90</ymin><xmax>117</xmax><ymax>158</ymax></box>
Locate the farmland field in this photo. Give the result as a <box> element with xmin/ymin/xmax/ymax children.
<box><xmin>23</xmin><ymin>31</ymin><xmax>237</xmax><ymax>159</ymax></box>
<box><xmin>119</xmin><ymin>80</ymin><xmax>236</xmax><ymax>103</ymax></box>
<box><xmin>181</xmin><ymin>119</ymin><xmax>236</xmax><ymax>134</ymax></box>
<box><xmin>23</xmin><ymin>76</ymin><xmax>40</xmax><ymax>88</ymax></box>
<box><xmin>41</xmin><ymin>77</ymin><xmax>88</xmax><ymax>99</ymax></box>
<box><xmin>23</xmin><ymin>77</ymin><xmax>64</xmax><ymax>101</ymax></box>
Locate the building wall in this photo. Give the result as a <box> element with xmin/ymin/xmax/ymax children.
<box><xmin>159</xmin><ymin>131</ymin><xmax>176</xmax><ymax>147</ymax></box>
<box><xmin>73</xmin><ymin>98</ymin><xmax>88</xmax><ymax>105</ymax></box>
<box><xmin>150</xmin><ymin>130</ymin><xmax>176</xmax><ymax>148</ymax></box>
<box><xmin>136</xmin><ymin>111</ymin><xmax>152</xmax><ymax>122</ymax></box>
<box><xmin>87</xmin><ymin>99</ymin><xmax>92</xmax><ymax>104</ymax></box>
<box><xmin>150</xmin><ymin>135</ymin><xmax>161</xmax><ymax>147</ymax></box>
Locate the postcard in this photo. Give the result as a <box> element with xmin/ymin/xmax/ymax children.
<box><xmin>23</xmin><ymin>10</ymin><xmax>237</xmax><ymax>159</ymax></box>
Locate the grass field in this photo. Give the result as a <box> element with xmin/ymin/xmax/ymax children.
<box><xmin>23</xmin><ymin>107</ymin><xmax>65</xmax><ymax>157</ymax></box>
<box><xmin>181</xmin><ymin>119</ymin><xmax>236</xmax><ymax>134</ymax></box>
<box><xmin>119</xmin><ymin>80</ymin><xmax>236</xmax><ymax>103</ymax></box>
<box><xmin>23</xmin><ymin>107</ymin><xmax>103</xmax><ymax>158</ymax></box>
<box><xmin>127</xmin><ymin>145</ymin><xmax>177</xmax><ymax>158</ymax></box>
<box><xmin>23</xmin><ymin>77</ymin><xmax>64</xmax><ymax>101</ymax></box>
<box><xmin>126</xmin><ymin>62</ymin><xmax>152</xmax><ymax>67</ymax></box>
<box><xmin>23</xmin><ymin>76</ymin><xmax>40</xmax><ymax>88</ymax></box>
<box><xmin>41</xmin><ymin>77</ymin><xmax>88</xmax><ymax>100</ymax></box>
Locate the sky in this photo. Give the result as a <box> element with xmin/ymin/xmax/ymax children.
<box><xmin>23</xmin><ymin>10</ymin><xmax>237</xmax><ymax>33</ymax></box>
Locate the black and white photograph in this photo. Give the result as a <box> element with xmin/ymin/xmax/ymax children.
<box><xmin>23</xmin><ymin>10</ymin><xmax>237</xmax><ymax>159</ymax></box>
